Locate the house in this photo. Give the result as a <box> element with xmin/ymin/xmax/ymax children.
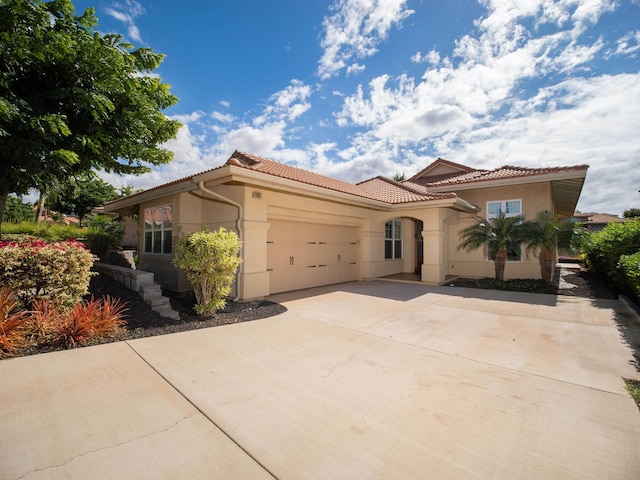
<box><xmin>569</xmin><ymin>212</ymin><xmax>627</xmax><ymax>233</ymax></box>
<box><xmin>103</xmin><ymin>151</ymin><xmax>588</xmax><ymax>301</ymax></box>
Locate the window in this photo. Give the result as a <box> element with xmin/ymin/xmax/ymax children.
<box><xmin>144</xmin><ymin>205</ymin><xmax>172</xmax><ymax>254</ymax></box>
<box><xmin>385</xmin><ymin>219</ymin><xmax>403</xmax><ymax>259</ymax></box>
<box><xmin>486</xmin><ymin>199</ymin><xmax>522</xmax><ymax>262</ymax></box>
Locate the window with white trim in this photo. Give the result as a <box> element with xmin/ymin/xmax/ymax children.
<box><xmin>144</xmin><ymin>205</ymin><xmax>172</xmax><ymax>254</ymax></box>
<box><xmin>486</xmin><ymin>199</ymin><xmax>522</xmax><ymax>262</ymax></box>
<box><xmin>385</xmin><ymin>219</ymin><xmax>403</xmax><ymax>259</ymax></box>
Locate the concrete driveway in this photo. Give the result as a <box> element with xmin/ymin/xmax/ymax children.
<box><xmin>2</xmin><ymin>281</ymin><xmax>640</xmax><ymax>479</ymax></box>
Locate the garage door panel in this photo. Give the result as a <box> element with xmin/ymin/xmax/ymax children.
<box><xmin>267</xmin><ymin>221</ymin><xmax>357</xmax><ymax>294</ymax></box>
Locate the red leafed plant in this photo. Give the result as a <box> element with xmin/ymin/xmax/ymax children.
<box><xmin>0</xmin><ymin>287</ymin><xmax>32</xmax><ymax>357</ymax></box>
<box><xmin>28</xmin><ymin>298</ymin><xmax>63</xmax><ymax>345</ymax></box>
<box><xmin>55</xmin><ymin>296</ymin><xmax>127</xmax><ymax>348</ymax></box>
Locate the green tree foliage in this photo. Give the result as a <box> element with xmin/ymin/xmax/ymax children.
<box><xmin>458</xmin><ymin>212</ymin><xmax>529</xmax><ymax>281</ymax></box>
<box><xmin>0</xmin><ymin>0</ymin><xmax>181</xmax><ymax>230</ymax></box>
<box><xmin>3</xmin><ymin>196</ymin><xmax>33</xmax><ymax>223</ymax></box>
<box><xmin>47</xmin><ymin>174</ymin><xmax>117</xmax><ymax>225</ymax></box>
<box><xmin>585</xmin><ymin>220</ymin><xmax>640</xmax><ymax>291</ymax></box>
<box><xmin>172</xmin><ymin>228</ymin><xmax>242</xmax><ymax>316</ymax></box>
<box><xmin>624</xmin><ymin>208</ymin><xmax>640</xmax><ymax>219</ymax></box>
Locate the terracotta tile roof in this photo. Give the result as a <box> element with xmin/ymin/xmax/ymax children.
<box><xmin>424</xmin><ymin>164</ymin><xmax>589</xmax><ymax>187</ymax></box>
<box><xmin>227</xmin><ymin>151</ymin><xmax>455</xmax><ymax>204</ymax></box>
<box><xmin>226</xmin><ymin>151</ymin><xmax>371</xmax><ymax>199</ymax></box>
<box><xmin>357</xmin><ymin>176</ymin><xmax>456</xmax><ymax>203</ymax></box>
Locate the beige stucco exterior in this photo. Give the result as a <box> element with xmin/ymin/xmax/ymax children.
<box><xmin>105</xmin><ymin>153</ymin><xmax>587</xmax><ymax>301</ymax></box>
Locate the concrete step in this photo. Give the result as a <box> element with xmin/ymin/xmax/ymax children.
<box><xmin>152</xmin><ymin>304</ymin><xmax>181</xmax><ymax>321</ymax></box>
<box><xmin>139</xmin><ymin>284</ymin><xmax>163</xmax><ymax>301</ymax></box>
<box><xmin>138</xmin><ymin>283</ymin><xmax>181</xmax><ymax>320</ymax></box>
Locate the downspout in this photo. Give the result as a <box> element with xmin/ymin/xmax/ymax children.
<box><xmin>197</xmin><ymin>181</ymin><xmax>243</xmax><ymax>302</ymax></box>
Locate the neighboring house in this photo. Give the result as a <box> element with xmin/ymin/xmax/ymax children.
<box><xmin>103</xmin><ymin>151</ymin><xmax>588</xmax><ymax>301</ymax></box>
<box><xmin>570</xmin><ymin>212</ymin><xmax>627</xmax><ymax>233</ymax></box>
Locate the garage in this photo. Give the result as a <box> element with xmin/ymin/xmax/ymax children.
<box><xmin>267</xmin><ymin>221</ymin><xmax>358</xmax><ymax>294</ymax></box>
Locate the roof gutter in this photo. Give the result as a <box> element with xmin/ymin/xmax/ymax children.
<box><xmin>196</xmin><ymin>180</ymin><xmax>243</xmax><ymax>303</ymax></box>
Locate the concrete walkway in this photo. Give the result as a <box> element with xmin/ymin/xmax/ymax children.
<box><xmin>2</xmin><ymin>281</ymin><xmax>639</xmax><ymax>479</ymax></box>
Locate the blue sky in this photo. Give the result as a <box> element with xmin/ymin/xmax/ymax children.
<box><xmin>74</xmin><ymin>0</ymin><xmax>639</xmax><ymax>215</ymax></box>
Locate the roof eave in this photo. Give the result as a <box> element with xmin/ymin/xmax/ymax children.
<box><xmin>426</xmin><ymin>168</ymin><xmax>588</xmax><ymax>192</ymax></box>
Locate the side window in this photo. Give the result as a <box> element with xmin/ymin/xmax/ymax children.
<box><xmin>486</xmin><ymin>199</ymin><xmax>522</xmax><ymax>261</ymax></box>
<box><xmin>144</xmin><ymin>205</ymin><xmax>172</xmax><ymax>254</ymax></box>
<box><xmin>385</xmin><ymin>220</ymin><xmax>403</xmax><ymax>259</ymax></box>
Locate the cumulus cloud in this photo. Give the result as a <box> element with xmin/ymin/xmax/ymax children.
<box><xmin>317</xmin><ymin>0</ymin><xmax>414</xmax><ymax>79</ymax></box>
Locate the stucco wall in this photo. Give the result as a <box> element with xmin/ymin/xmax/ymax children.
<box><xmin>445</xmin><ymin>182</ymin><xmax>553</xmax><ymax>279</ymax></box>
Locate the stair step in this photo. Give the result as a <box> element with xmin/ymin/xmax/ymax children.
<box><xmin>153</xmin><ymin>305</ymin><xmax>181</xmax><ymax>320</ymax></box>
<box><xmin>146</xmin><ymin>296</ymin><xmax>170</xmax><ymax>308</ymax></box>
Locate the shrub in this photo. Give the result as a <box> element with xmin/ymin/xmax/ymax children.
<box><xmin>0</xmin><ymin>239</ymin><xmax>97</xmax><ymax>309</ymax></box>
<box><xmin>585</xmin><ymin>220</ymin><xmax>640</xmax><ymax>290</ymax></box>
<box><xmin>84</xmin><ymin>231</ymin><xmax>115</xmax><ymax>262</ymax></box>
<box><xmin>27</xmin><ymin>298</ymin><xmax>63</xmax><ymax>346</ymax></box>
<box><xmin>172</xmin><ymin>227</ymin><xmax>242</xmax><ymax>316</ymax></box>
<box><xmin>84</xmin><ymin>215</ymin><xmax>126</xmax><ymax>262</ymax></box>
<box><xmin>0</xmin><ymin>221</ymin><xmax>87</xmax><ymax>241</ymax></box>
<box><xmin>55</xmin><ymin>296</ymin><xmax>126</xmax><ymax>347</ymax></box>
<box><xmin>0</xmin><ymin>287</ymin><xmax>32</xmax><ymax>357</ymax></box>
<box><xmin>618</xmin><ymin>252</ymin><xmax>640</xmax><ymax>301</ymax></box>
<box><xmin>471</xmin><ymin>277</ymin><xmax>554</xmax><ymax>294</ymax></box>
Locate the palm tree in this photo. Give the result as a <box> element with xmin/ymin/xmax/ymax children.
<box><xmin>458</xmin><ymin>212</ymin><xmax>528</xmax><ymax>281</ymax></box>
<box><xmin>522</xmin><ymin>211</ymin><xmax>576</xmax><ymax>283</ymax></box>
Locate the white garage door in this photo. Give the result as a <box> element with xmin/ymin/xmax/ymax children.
<box><xmin>267</xmin><ymin>221</ymin><xmax>357</xmax><ymax>294</ymax></box>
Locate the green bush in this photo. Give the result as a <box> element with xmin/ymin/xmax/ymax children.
<box><xmin>471</xmin><ymin>277</ymin><xmax>554</xmax><ymax>294</ymax></box>
<box><xmin>172</xmin><ymin>227</ymin><xmax>242</xmax><ymax>316</ymax></box>
<box><xmin>618</xmin><ymin>252</ymin><xmax>640</xmax><ymax>301</ymax></box>
<box><xmin>84</xmin><ymin>215</ymin><xmax>126</xmax><ymax>262</ymax></box>
<box><xmin>1</xmin><ymin>221</ymin><xmax>87</xmax><ymax>241</ymax></box>
<box><xmin>84</xmin><ymin>231</ymin><xmax>114</xmax><ymax>262</ymax></box>
<box><xmin>0</xmin><ymin>239</ymin><xmax>97</xmax><ymax>309</ymax></box>
<box><xmin>585</xmin><ymin>220</ymin><xmax>640</xmax><ymax>290</ymax></box>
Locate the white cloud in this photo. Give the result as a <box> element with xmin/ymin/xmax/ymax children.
<box><xmin>104</xmin><ymin>0</ymin><xmax>146</xmax><ymax>43</ymax></box>
<box><xmin>219</xmin><ymin>100</ymin><xmax>231</xmax><ymax>108</ymax></box>
<box><xmin>211</xmin><ymin>111</ymin><xmax>235</xmax><ymax>123</ymax></box>
<box><xmin>170</xmin><ymin>111</ymin><xmax>205</xmax><ymax>124</ymax></box>
<box><xmin>615</xmin><ymin>31</ymin><xmax>640</xmax><ymax>56</ymax></box>
<box><xmin>317</xmin><ymin>0</ymin><xmax>414</xmax><ymax>79</ymax></box>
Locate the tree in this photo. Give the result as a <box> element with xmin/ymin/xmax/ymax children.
<box><xmin>624</xmin><ymin>208</ymin><xmax>640</xmax><ymax>219</ymax></box>
<box><xmin>47</xmin><ymin>175</ymin><xmax>117</xmax><ymax>225</ymax></box>
<box><xmin>0</xmin><ymin>0</ymin><xmax>181</xmax><ymax>233</ymax></box>
<box><xmin>393</xmin><ymin>172</ymin><xmax>406</xmax><ymax>182</ymax></box>
<box><xmin>458</xmin><ymin>212</ymin><xmax>529</xmax><ymax>281</ymax></box>
<box><xmin>522</xmin><ymin>211</ymin><xmax>576</xmax><ymax>283</ymax></box>
<box><xmin>3</xmin><ymin>196</ymin><xmax>33</xmax><ymax>223</ymax></box>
